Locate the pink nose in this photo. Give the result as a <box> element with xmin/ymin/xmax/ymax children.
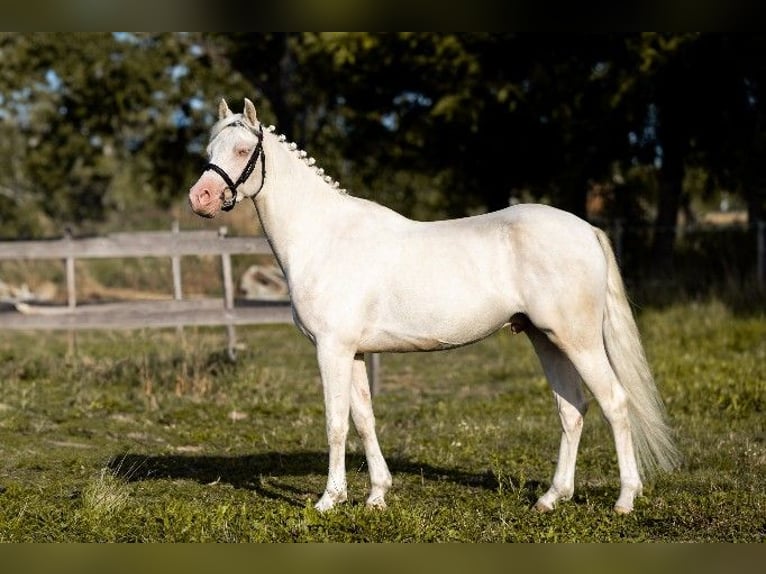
<box><xmin>189</xmin><ymin>180</ymin><xmax>221</xmax><ymax>218</ymax></box>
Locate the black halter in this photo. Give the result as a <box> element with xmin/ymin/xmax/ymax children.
<box><xmin>203</xmin><ymin>120</ymin><xmax>265</xmax><ymax>212</ymax></box>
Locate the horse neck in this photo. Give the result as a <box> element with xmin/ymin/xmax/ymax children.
<box><xmin>252</xmin><ymin>132</ymin><xmax>346</xmax><ymax>277</ymax></box>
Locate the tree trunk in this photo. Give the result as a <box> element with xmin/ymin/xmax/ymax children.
<box><xmin>561</xmin><ymin>173</ymin><xmax>589</xmax><ymax>220</ymax></box>
<box><xmin>651</xmin><ymin>142</ymin><xmax>684</xmax><ymax>278</ymax></box>
<box><xmin>745</xmin><ymin>171</ymin><xmax>766</xmax><ymax>225</ymax></box>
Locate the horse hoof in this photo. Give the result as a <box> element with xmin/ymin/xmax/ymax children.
<box><xmin>366</xmin><ymin>497</ymin><xmax>387</xmax><ymax>510</ymax></box>
<box><xmin>532</xmin><ymin>500</ymin><xmax>554</xmax><ymax>513</ymax></box>
<box><xmin>315</xmin><ymin>492</ymin><xmax>346</xmax><ymax>512</ymax></box>
<box><xmin>614</xmin><ymin>505</ymin><xmax>633</xmax><ymax>515</ymax></box>
<box><xmin>314</xmin><ymin>499</ymin><xmax>334</xmax><ymax>512</ymax></box>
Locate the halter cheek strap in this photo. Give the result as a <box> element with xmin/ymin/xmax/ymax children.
<box><xmin>203</xmin><ymin>121</ymin><xmax>266</xmax><ymax>212</ymax></box>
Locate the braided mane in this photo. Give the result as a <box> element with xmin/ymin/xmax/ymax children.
<box><xmin>264</xmin><ymin>124</ymin><xmax>347</xmax><ymax>195</ymax></box>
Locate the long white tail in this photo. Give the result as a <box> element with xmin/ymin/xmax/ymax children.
<box><xmin>593</xmin><ymin>228</ymin><xmax>681</xmax><ymax>477</ymax></box>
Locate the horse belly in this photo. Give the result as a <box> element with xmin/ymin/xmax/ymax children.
<box><xmin>359</xmin><ymin>278</ymin><xmax>513</xmax><ymax>353</ymax></box>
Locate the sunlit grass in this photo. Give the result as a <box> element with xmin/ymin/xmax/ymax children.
<box><xmin>0</xmin><ymin>301</ymin><xmax>763</xmax><ymax>541</ymax></box>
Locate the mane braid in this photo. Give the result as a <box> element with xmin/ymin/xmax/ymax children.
<box><xmin>267</xmin><ymin>124</ymin><xmax>348</xmax><ymax>195</ymax></box>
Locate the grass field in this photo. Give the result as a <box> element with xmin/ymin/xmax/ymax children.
<box><xmin>0</xmin><ymin>299</ymin><xmax>763</xmax><ymax>542</ymax></box>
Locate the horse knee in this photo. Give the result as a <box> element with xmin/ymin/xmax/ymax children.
<box><xmin>326</xmin><ymin>419</ymin><xmax>349</xmax><ymax>445</ymax></box>
<box><xmin>352</xmin><ymin>413</ymin><xmax>375</xmax><ymax>441</ymax></box>
<box><xmin>351</xmin><ymin>395</ymin><xmax>375</xmax><ymax>437</ymax></box>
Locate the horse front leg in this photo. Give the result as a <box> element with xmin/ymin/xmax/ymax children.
<box><xmin>315</xmin><ymin>340</ymin><xmax>355</xmax><ymax>512</ymax></box>
<box><xmin>350</xmin><ymin>354</ymin><xmax>392</xmax><ymax>508</ymax></box>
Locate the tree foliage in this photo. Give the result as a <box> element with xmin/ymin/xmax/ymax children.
<box><xmin>0</xmin><ymin>33</ymin><xmax>249</xmax><ymax>233</ymax></box>
<box><xmin>1</xmin><ymin>33</ymin><xmax>765</xmax><ymax>272</ymax></box>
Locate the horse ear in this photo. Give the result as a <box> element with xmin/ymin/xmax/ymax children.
<box><xmin>243</xmin><ymin>98</ymin><xmax>258</xmax><ymax>125</ymax></box>
<box><xmin>218</xmin><ymin>99</ymin><xmax>232</xmax><ymax>120</ymax></box>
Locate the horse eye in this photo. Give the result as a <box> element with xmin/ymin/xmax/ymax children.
<box><xmin>236</xmin><ymin>147</ymin><xmax>251</xmax><ymax>157</ymax></box>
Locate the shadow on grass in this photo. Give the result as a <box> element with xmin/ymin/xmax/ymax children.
<box><xmin>107</xmin><ymin>451</ymin><xmax>542</xmax><ymax>507</ymax></box>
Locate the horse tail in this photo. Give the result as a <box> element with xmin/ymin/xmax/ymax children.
<box><xmin>593</xmin><ymin>227</ymin><xmax>680</xmax><ymax>477</ymax></box>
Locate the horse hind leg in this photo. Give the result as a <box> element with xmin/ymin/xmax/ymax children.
<box><xmin>526</xmin><ymin>326</ymin><xmax>588</xmax><ymax>512</ymax></box>
<box><xmin>350</xmin><ymin>354</ymin><xmax>392</xmax><ymax>508</ymax></box>
<box><xmin>563</xmin><ymin>342</ymin><xmax>643</xmax><ymax>513</ymax></box>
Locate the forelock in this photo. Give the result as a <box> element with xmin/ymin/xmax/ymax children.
<box><xmin>210</xmin><ymin>113</ymin><xmax>244</xmax><ymax>140</ymax></box>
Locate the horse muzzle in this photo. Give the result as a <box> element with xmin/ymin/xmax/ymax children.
<box><xmin>188</xmin><ymin>181</ymin><xmax>224</xmax><ymax>218</ymax></box>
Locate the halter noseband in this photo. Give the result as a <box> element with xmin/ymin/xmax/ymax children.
<box><xmin>203</xmin><ymin>120</ymin><xmax>266</xmax><ymax>212</ymax></box>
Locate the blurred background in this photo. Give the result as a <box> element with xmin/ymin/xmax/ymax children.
<box><xmin>1</xmin><ymin>33</ymin><xmax>765</xmax><ymax>294</ymax></box>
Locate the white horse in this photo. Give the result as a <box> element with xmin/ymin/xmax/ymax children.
<box><xmin>189</xmin><ymin>98</ymin><xmax>679</xmax><ymax>514</ymax></box>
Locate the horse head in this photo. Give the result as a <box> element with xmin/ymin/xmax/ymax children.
<box><xmin>189</xmin><ymin>98</ymin><xmax>265</xmax><ymax>218</ymax></box>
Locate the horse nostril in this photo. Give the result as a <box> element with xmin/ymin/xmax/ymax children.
<box><xmin>195</xmin><ymin>189</ymin><xmax>212</xmax><ymax>205</ymax></box>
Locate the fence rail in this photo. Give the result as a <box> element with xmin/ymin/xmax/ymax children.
<box><xmin>4</xmin><ymin>218</ymin><xmax>762</xmax><ymax>394</ymax></box>
<box><xmin>0</xmin><ymin>230</ymin><xmax>272</xmax><ymax>259</ymax></box>
<box><xmin>606</xmin><ymin>218</ymin><xmax>766</xmax><ymax>287</ymax></box>
<box><xmin>0</xmin><ymin>225</ymin><xmax>382</xmax><ymax>393</ymax></box>
<box><xmin>4</xmin><ymin>299</ymin><xmax>293</xmax><ymax>331</ymax></box>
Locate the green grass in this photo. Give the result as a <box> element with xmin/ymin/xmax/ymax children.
<box><xmin>0</xmin><ymin>300</ymin><xmax>763</xmax><ymax>541</ymax></box>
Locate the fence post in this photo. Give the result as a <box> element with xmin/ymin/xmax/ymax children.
<box><xmin>219</xmin><ymin>226</ymin><xmax>237</xmax><ymax>360</ymax></box>
<box><xmin>758</xmin><ymin>220</ymin><xmax>765</xmax><ymax>288</ymax></box>
<box><xmin>171</xmin><ymin>220</ymin><xmax>183</xmax><ymax>301</ymax></box>
<box><xmin>65</xmin><ymin>229</ymin><xmax>76</xmax><ymax>310</ymax></box>
<box><xmin>365</xmin><ymin>352</ymin><xmax>381</xmax><ymax>396</ymax></box>
<box><xmin>64</xmin><ymin>228</ymin><xmax>77</xmax><ymax>355</ymax></box>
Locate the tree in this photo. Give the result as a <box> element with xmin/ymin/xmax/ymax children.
<box><xmin>271</xmin><ymin>33</ymin><xmax>641</xmax><ymax>220</ymax></box>
<box><xmin>0</xmin><ymin>33</ymin><xmax>251</xmax><ymax>235</ymax></box>
<box><xmin>619</xmin><ymin>34</ymin><xmax>766</xmax><ymax>274</ymax></box>
<box><xmin>3</xmin><ymin>32</ymin><xmax>764</xmax><ymax>265</ymax></box>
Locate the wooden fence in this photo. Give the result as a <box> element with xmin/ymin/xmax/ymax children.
<box><xmin>0</xmin><ymin>225</ymin><xmax>381</xmax><ymax>393</ymax></box>
<box><xmin>608</xmin><ymin>218</ymin><xmax>766</xmax><ymax>286</ymax></box>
